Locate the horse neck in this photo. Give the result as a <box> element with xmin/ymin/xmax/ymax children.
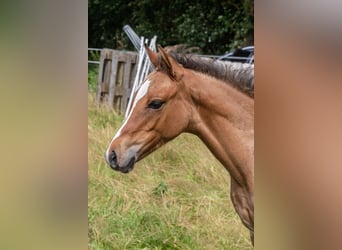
<box><xmin>185</xmin><ymin>71</ymin><xmax>254</xmax><ymax>188</ymax></box>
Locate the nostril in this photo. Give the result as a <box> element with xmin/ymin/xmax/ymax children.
<box><xmin>110</xmin><ymin>150</ymin><xmax>117</xmax><ymax>165</ymax></box>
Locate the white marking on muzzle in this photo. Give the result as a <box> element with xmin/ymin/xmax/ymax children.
<box><xmin>105</xmin><ymin>79</ymin><xmax>151</xmax><ymax>163</ymax></box>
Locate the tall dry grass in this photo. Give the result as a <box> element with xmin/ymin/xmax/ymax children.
<box><xmin>88</xmin><ymin>93</ymin><xmax>251</xmax><ymax>249</ymax></box>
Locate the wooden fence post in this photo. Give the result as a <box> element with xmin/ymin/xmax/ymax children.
<box><xmin>96</xmin><ymin>49</ymin><xmax>137</xmax><ymax>114</ymax></box>
<box><xmin>108</xmin><ymin>51</ymin><xmax>118</xmax><ymax>107</ymax></box>
<box><xmin>96</xmin><ymin>50</ymin><xmax>106</xmax><ymax>103</ymax></box>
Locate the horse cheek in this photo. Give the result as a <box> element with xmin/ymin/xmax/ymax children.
<box><xmin>166</xmin><ymin>112</ymin><xmax>188</xmax><ymax>139</ymax></box>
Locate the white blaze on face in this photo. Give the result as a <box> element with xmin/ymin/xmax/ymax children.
<box><xmin>105</xmin><ymin>79</ymin><xmax>151</xmax><ymax>163</ymax></box>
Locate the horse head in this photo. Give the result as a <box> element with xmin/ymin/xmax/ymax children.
<box><xmin>105</xmin><ymin>46</ymin><xmax>192</xmax><ymax>173</ymax></box>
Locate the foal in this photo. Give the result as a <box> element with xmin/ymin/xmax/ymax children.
<box><xmin>105</xmin><ymin>46</ymin><xmax>254</xmax><ymax>244</ymax></box>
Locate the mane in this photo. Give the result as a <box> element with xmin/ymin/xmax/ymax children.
<box><xmin>170</xmin><ymin>53</ymin><xmax>254</xmax><ymax>97</ymax></box>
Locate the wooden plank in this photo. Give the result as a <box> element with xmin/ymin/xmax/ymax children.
<box><xmin>103</xmin><ymin>49</ymin><xmax>112</xmax><ymax>61</ymax></box>
<box><xmin>121</xmin><ymin>56</ymin><xmax>133</xmax><ymax>114</ymax></box>
<box><xmin>102</xmin><ymin>60</ymin><xmax>109</xmax><ymax>92</ymax></box>
<box><xmin>118</xmin><ymin>52</ymin><xmax>127</xmax><ymax>62</ymax></box>
<box><xmin>124</xmin><ymin>54</ymin><xmax>137</xmax><ymax>115</ymax></box>
<box><xmin>103</xmin><ymin>49</ymin><xmax>113</xmax><ymax>93</ymax></box>
<box><xmin>112</xmin><ymin>62</ymin><xmax>123</xmax><ymax>112</ymax></box>
<box><xmin>108</xmin><ymin>51</ymin><xmax>119</xmax><ymax>107</ymax></box>
<box><xmin>124</xmin><ymin>51</ymin><xmax>137</xmax><ymax>64</ymax></box>
<box><xmin>128</xmin><ymin>53</ymin><xmax>137</xmax><ymax>89</ymax></box>
<box><xmin>96</xmin><ymin>50</ymin><xmax>106</xmax><ymax>103</ymax></box>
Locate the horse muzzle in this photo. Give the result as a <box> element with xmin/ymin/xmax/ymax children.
<box><xmin>106</xmin><ymin>150</ymin><xmax>136</xmax><ymax>174</ymax></box>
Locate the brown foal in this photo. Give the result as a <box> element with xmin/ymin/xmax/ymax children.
<box><xmin>105</xmin><ymin>45</ymin><xmax>254</xmax><ymax>244</ymax></box>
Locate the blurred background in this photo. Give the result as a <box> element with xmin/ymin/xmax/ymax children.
<box><xmin>88</xmin><ymin>0</ymin><xmax>254</xmax><ymax>55</ymax></box>
<box><xmin>0</xmin><ymin>0</ymin><xmax>87</xmax><ymax>249</ymax></box>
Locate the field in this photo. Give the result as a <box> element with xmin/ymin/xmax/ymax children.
<box><xmin>88</xmin><ymin>93</ymin><xmax>251</xmax><ymax>249</ymax></box>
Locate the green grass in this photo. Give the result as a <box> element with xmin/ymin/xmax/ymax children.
<box><xmin>88</xmin><ymin>93</ymin><xmax>252</xmax><ymax>250</ymax></box>
<box><xmin>88</xmin><ymin>66</ymin><xmax>99</xmax><ymax>93</ymax></box>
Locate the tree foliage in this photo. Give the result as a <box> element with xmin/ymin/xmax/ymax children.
<box><xmin>88</xmin><ymin>0</ymin><xmax>253</xmax><ymax>55</ymax></box>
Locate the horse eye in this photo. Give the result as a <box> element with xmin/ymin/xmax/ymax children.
<box><xmin>148</xmin><ymin>99</ymin><xmax>165</xmax><ymax>109</ymax></box>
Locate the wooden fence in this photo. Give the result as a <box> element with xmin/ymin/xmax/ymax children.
<box><xmin>96</xmin><ymin>49</ymin><xmax>138</xmax><ymax>114</ymax></box>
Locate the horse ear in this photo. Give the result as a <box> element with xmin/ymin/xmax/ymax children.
<box><xmin>144</xmin><ymin>44</ymin><xmax>159</xmax><ymax>67</ymax></box>
<box><xmin>158</xmin><ymin>45</ymin><xmax>183</xmax><ymax>81</ymax></box>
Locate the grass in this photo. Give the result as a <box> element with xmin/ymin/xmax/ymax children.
<box><xmin>88</xmin><ymin>65</ymin><xmax>99</xmax><ymax>92</ymax></box>
<box><xmin>88</xmin><ymin>93</ymin><xmax>252</xmax><ymax>250</ymax></box>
